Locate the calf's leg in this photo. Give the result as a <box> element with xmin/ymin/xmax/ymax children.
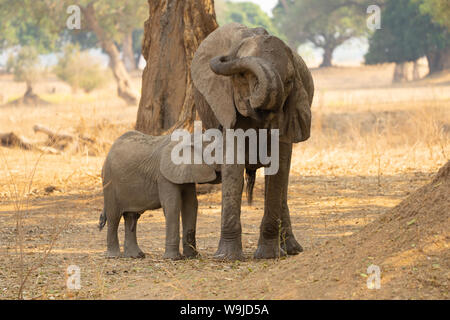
<box><xmin>123</xmin><ymin>212</ymin><xmax>145</xmax><ymax>258</ymax></box>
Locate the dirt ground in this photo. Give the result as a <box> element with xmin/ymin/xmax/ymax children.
<box><xmin>0</xmin><ymin>64</ymin><xmax>448</xmax><ymax>300</ymax></box>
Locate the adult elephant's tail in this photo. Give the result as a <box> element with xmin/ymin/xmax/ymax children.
<box><xmin>98</xmin><ymin>208</ymin><xmax>107</xmax><ymax>231</ymax></box>
<box><xmin>245</xmin><ymin>169</ymin><xmax>256</xmax><ymax>205</ymax></box>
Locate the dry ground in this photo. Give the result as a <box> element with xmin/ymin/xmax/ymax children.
<box><xmin>0</xmin><ymin>64</ymin><xmax>448</xmax><ymax>299</ymax></box>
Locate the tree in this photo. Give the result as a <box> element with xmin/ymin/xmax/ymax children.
<box><xmin>6</xmin><ymin>46</ymin><xmax>47</xmax><ymax>105</ymax></box>
<box><xmin>416</xmin><ymin>0</ymin><xmax>450</xmax><ymax>73</ymax></box>
<box><xmin>54</xmin><ymin>44</ymin><xmax>110</xmax><ymax>93</ymax></box>
<box><xmin>365</xmin><ymin>0</ymin><xmax>450</xmax><ymax>79</ymax></box>
<box><xmin>272</xmin><ymin>0</ymin><xmax>370</xmax><ymax>68</ymax></box>
<box><xmin>135</xmin><ymin>0</ymin><xmax>218</xmax><ymax>135</ymax></box>
<box><xmin>132</xmin><ymin>29</ymin><xmax>144</xmax><ymax>68</ymax></box>
<box><xmin>1</xmin><ymin>1</ymin><xmax>147</xmax><ymax>105</ymax></box>
<box><xmin>75</xmin><ymin>1</ymin><xmax>142</xmax><ymax>105</ymax></box>
<box><xmin>216</xmin><ymin>1</ymin><xmax>282</xmax><ymax>38</ymax></box>
<box><xmin>417</xmin><ymin>0</ymin><xmax>450</xmax><ymax>30</ymax></box>
<box><xmin>0</xmin><ymin>0</ymin><xmax>60</xmax><ymax>53</ymax></box>
<box><xmin>0</xmin><ymin>1</ymin><xmax>60</xmax><ymax>104</ymax></box>
<box><xmin>60</xmin><ymin>5</ymin><xmax>146</xmax><ymax>72</ymax></box>
<box><xmin>117</xmin><ymin>0</ymin><xmax>148</xmax><ymax>72</ymax></box>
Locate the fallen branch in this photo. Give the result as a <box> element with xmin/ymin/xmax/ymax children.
<box><xmin>33</xmin><ymin>125</ymin><xmax>74</xmax><ymax>143</ymax></box>
<box><xmin>33</xmin><ymin>124</ymin><xmax>95</xmax><ymax>144</ymax></box>
<box><xmin>1</xmin><ymin>124</ymin><xmax>97</xmax><ymax>155</ymax></box>
<box><xmin>0</xmin><ymin>132</ymin><xmax>34</xmax><ymax>150</ymax></box>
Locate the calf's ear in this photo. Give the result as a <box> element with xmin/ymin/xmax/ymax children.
<box><xmin>160</xmin><ymin>141</ymin><xmax>217</xmax><ymax>184</ymax></box>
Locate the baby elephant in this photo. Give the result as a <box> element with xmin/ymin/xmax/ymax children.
<box><xmin>99</xmin><ymin>131</ymin><xmax>218</xmax><ymax>260</ymax></box>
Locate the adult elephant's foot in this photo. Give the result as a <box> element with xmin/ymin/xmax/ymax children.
<box><xmin>213</xmin><ymin>239</ymin><xmax>244</xmax><ymax>261</ymax></box>
<box><xmin>123</xmin><ymin>246</ymin><xmax>145</xmax><ymax>259</ymax></box>
<box><xmin>183</xmin><ymin>245</ymin><xmax>199</xmax><ymax>259</ymax></box>
<box><xmin>106</xmin><ymin>248</ymin><xmax>121</xmax><ymax>259</ymax></box>
<box><xmin>254</xmin><ymin>239</ymin><xmax>287</xmax><ymax>259</ymax></box>
<box><xmin>281</xmin><ymin>235</ymin><xmax>303</xmax><ymax>255</ymax></box>
<box><xmin>163</xmin><ymin>250</ymin><xmax>184</xmax><ymax>261</ymax></box>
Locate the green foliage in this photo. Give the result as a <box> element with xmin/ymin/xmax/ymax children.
<box><xmin>6</xmin><ymin>46</ymin><xmax>42</xmax><ymax>86</ymax></box>
<box><xmin>272</xmin><ymin>0</ymin><xmax>369</xmax><ymax>50</ymax></box>
<box><xmin>0</xmin><ymin>0</ymin><xmax>147</xmax><ymax>53</ymax></box>
<box><xmin>0</xmin><ymin>0</ymin><xmax>61</xmax><ymax>52</ymax></box>
<box><xmin>132</xmin><ymin>29</ymin><xmax>144</xmax><ymax>64</ymax></box>
<box><xmin>54</xmin><ymin>45</ymin><xmax>110</xmax><ymax>93</ymax></box>
<box><xmin>216</xmin><ymin>1</ymin><xmax>283</xmax><ymax>38</ymax></box>
<box><xmin>73</xmin><ymin>0</ymin><xmax>147</xmax><ymax>43</ymax></box>
<box><xmin>416</xmin><ymin>0</ymin><xmax>450</xmax><ymax>30</ymax></box>
<box><xmin>60</xmin><ymin>30</ymin><xmax>99</xmax><ymax>51</ymax></box>
<box><xmin>365</xmin><ymin>0</ymin><xmax>449</xmax><ymax>64</ymax></box>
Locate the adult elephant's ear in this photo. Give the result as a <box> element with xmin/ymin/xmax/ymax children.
<box><xmin>160</xmin><ymin>141</ymin><xmax>217</xmax><ymax>184</ymax></box>
<box><xmin>280</xmin><ymin>52</ymin><xmax>314</xmax><ymax>143</ymax></box>
<box><xmin>191</xmin><ymin>23</ymin><xmax>267</xmax><ymax>129</ymax></box>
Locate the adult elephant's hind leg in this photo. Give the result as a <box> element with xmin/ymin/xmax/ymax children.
<box><xmin>214</xmin><ymin>163</ymin><xmax>245</xmax><ymax>261</ymax></box>
<box><xmin>123</xmin><ymin>212</ymin><xmax>145</xmax><ymax>258</ymax></box>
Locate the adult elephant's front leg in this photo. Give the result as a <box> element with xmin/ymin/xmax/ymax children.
<box><xmin>279</xmin><ymin>143</ymin><xmax>303</xmax><ymax>255</ymax></box>
<box><xmin>255</xmin><ymin>142</ymin><xmax>301</xmax><ymax>259</ymax></box>
<box><xmin>214</xmin><ymin>163</ymin><xmax>245</xmax><ymax>260</ymax></box>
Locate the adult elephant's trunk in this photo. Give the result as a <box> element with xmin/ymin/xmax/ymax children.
<box><xmin>210</xmin><ymin>55</ymin><xmax>284</xmax><ymax>111</ymax></box>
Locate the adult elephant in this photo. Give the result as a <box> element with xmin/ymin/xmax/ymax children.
<box><xmin>191</xmin><ymin>23</ymin><xmax>314</xmax><ymax>260</ymax></box>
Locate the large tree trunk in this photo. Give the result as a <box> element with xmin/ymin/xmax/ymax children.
<box><xmin>426</xmin><ymin>48</ymin><xmax>450</xmax><ymax>75</ymax></box>
<box><xmin>81</xmin><ymin>4</ymin><xmax>138</xmax><ymax>105</ymax></box>
<box><xmin>122</xmin><ymin>31</ymin><xmax>137</xmax><ymax>72</ymax></box>
<box><xmin>135</xmin><ymin>0</ymin><xmax>218</xmax><ymax>135</ymax></box>
<box><xmin>320</xmin><ymin>46</ymin><xmax>334</xmax><ymax>68</ymax></box>
<box><xmin>393</xmin><ymin>62</ymin><xmax>408</xmax><ymax>83</ymax></box>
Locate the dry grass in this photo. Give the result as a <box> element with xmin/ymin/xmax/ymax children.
<box><xmin>0</xmin><ymin>65</ymin><xmax>449</xmax><ymax>299</ymax></box>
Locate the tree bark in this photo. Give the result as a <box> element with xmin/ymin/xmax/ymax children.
<box><xmin>320</xmin><ymin>46</ymin><xmax>334</xmax><ymax>68</ymax></box>
<box><xmin>393</xmin><ymin>62</ymin><xmax>408</xmax><ymax>83</ymax></box>
<box><xmin>122</xmin><ymin>31</ymin><xmax>137</xmax><ymax>72</ymax></box>
<box><xmin>412</xmin><ymin>60</ymin><xmax>421</xmax><ymax>80</ymax></box>
<box><xmin>24</xmin><ymin>82</ymin><xmax>37</xmax><ymax>101</ymax></box>
<box><xmin>81</xmin><ymin>3</ymin><xmax>138</xmax><ymax>105</ymax></box>
<box><xmin>135</xmin><ymin>0</ymin><xmax>218</xmax><ymax>135</ymax></box>
<box><xmin>6</xmin><ymin>81</ymin><xmax>48</xmax><ymax>106</ymax></box>
<box><xmin>426</xmin><ymin>48</ymin><xmax>450</xmax><ymax>75</ymax></box>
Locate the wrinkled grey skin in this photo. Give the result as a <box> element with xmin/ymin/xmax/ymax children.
<box><xmin>191</xmin><ymin>23</ymin><xmax>314</xmax><ymax>260</ymax></box>
<box><xmin>99</xmin><ymin>131</ymin><xmax>217</xmax><ymax>260</ymax></box>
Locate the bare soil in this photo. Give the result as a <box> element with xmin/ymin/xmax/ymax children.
<box><xmin>0</xmin><ymin>66</ymin><xmax>448</xmax><ymax>300</ymax></box>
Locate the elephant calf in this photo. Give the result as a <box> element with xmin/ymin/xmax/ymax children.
<box><xmin>99</xmin><ymin>131</ymin><xmax>218</xmax><ymax>260</ymax></box>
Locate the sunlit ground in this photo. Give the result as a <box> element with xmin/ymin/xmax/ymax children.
<box><xmin>0</xmin><ymin>65</ymin><xmax>448</xmax><ymax>299</ymax></box>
